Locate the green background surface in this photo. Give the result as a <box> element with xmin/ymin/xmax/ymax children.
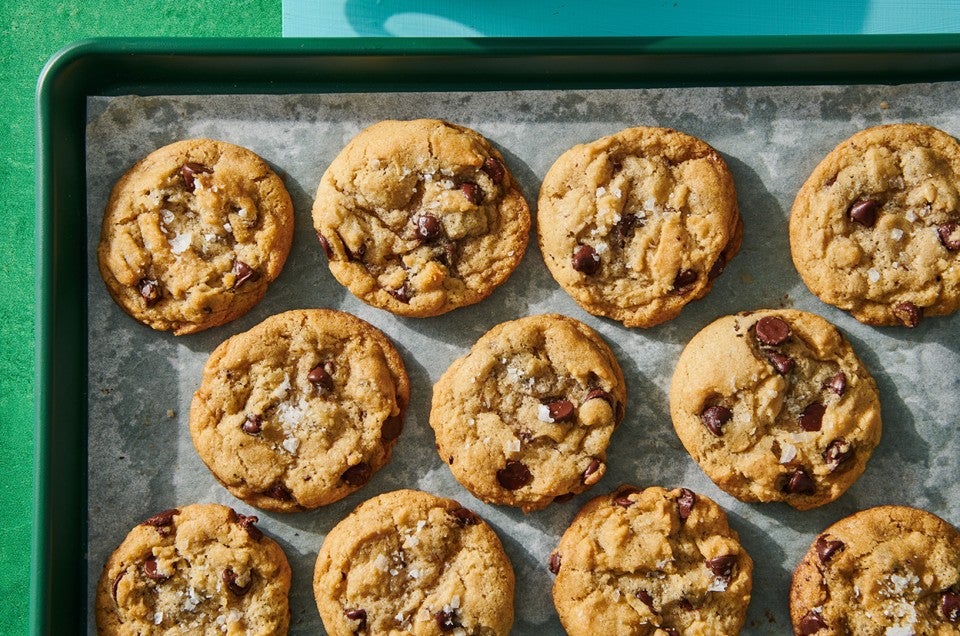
<box><xmin>1</xmin><ymin>2</ymin><xmax>280</xmax><ymax>634</ymax></box>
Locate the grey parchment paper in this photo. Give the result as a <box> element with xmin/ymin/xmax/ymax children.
<box><xmin>86</xmin><ymin>84</ymin><xmax>960</xmax><ymax>634</ymax></box>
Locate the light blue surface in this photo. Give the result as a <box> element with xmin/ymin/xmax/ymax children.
<box><xmin>284</xmin><ymin>0</ymin><xmax>960</xmax><ymax>37</ymax></box>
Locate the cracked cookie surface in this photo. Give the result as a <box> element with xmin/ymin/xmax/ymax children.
<box><xmin>312</xmin><ymin>119</ymin><xmax>530</xmax><ymax>317</ymax></box>
<box><xmin>537</xmin><ymin>126</ymin><xmax>742</xmax><ymax>328</ymax></box>
<box><xmin>550</xmin><ymin>485</ymin><xmax>753</xmax><ymax>636</ymax></box>
<box><xmin>190</xmin><ymin>309</ymin><xmax>409</xmax><ymax>512</ymax></box>
<box><xmin>430</xmin><ymin>314</ymin><xmax>626</xmax><ymax>512</ymax></box>
<box><xmin>95</xmin><ymin>503</ymin><xmax>291</xmax><ymax>635</ymax></box>
<box><xmin>790</xmin><ymin>505</ymin><xmax>960</xmax><ymax>635</ymax></box>
<box><xmin>790</xmin><ymin>123</ymin><xmax>960</xmax><ymax>327</ymax></box>
<box><xmin>669</xmin><ymin>309</ymin><xmax>882</xmax><ymax>510</ymax></box>
<box><xmin>313</xmin><ymin>489</ymin><xmax>515</xmax><ymax>636</ymax></box>
<box><xmin>98</xmin><ymin>138</ymin><xmax>294</xmax><ymax>335</ymax></box>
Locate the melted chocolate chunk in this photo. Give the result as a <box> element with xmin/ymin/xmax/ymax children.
<box><xmin>308</xmin><ymin>362</ymin><xmax>335</xmax><ymax>392</ymax></box>
<box><xmin>222</xmin><ymin>568</ymin><xmax>251</xmax><ymax>596</ymax></box>
<box><xmin>798</xmin><ymin>402</ymin><xmax>826</xmax><ymax>432</ymax></box>
<box><xmin>797</xmin><ymin>611</ymin><xmax>828</xmax><ymax>634</ymax></box>
<box><xmin>571</xmin><ymin>244</ymin><xmax>601</xmax><ymax>274</ymax></box>
<box><xmin>815</xmin><ymin>535</ymin><xmax>845</xmax><ymax>564</ymax></box>
<box><xmin>545</xmin><ymin>398</ymin><xmax>575</xmax><ymax>423</ymax></box>
<box><xmin>344</xmin><ymin>608</ymin><xmax>367</xmax><ymax>630</ymax></box>
<box><xmin>387</xmin><ymin>283</ymin><xmax>411</xmax><ymax>304</ymax></box>
<box><xmin>496</xmin><ymin>460</ymin><xmax>532</xmax><ymax>490</ymax></box>
<box><xmin>341</xmin><ymin>462</ymin><xmax>372</xmax><ymax>487</ymax></box>
<box><xmin>893</xmin><ymin>301</ymin><xmax>922</xmax><ymax>328</ymax></box>
<box><xmin>848</xmin><ymin>198</ymin><xmax>879</xmax><ymax>227</ymax></box>
<box><xmin>673</xmin><ymin>269</ymin><xmax>699</xmax><ymax>294</ymax></box>
<box><xmin>434</xmin><ymin>609</ymin><xmax>460</xmax><ymax>632</ymax></box>
<box><xmin>449</xmin><ymin>506</ymin><xmax>481</xmax><ymax>526</ymax></box>
<box><xmin>823</xmin><ymin>438</ymin><xmax>854</xmax><ymax>472</ymax></box>
<box><xmin>416</xmin><ymin>213</ymin><xmax>442</xmax><ymax>241</ymax></box>
<box><xmin>459</xmin><ymin>181</ymin><xmax>483</xmax><ymax>205</ymax></box>
<box><xmin>612</xmin><ymin>487</ymin><xmax>639</xmax><ymax>508</ymax></box>
<box><xmin>755</xmin><ymin>316</ymin><xmax>791</xmax><ymax>345</ymax></box>
<box><xmin>481</xmin><ymin>156</ymin><xmax>505</xmax><ymax>184</ymax></box>
<box><xmin>705</xmin><ymin>554</ymin><xmax>738</xmax><ymax>582</ymax></box>
<box><xmin>766</xmin><ymin>351</ymin><xmax>795</xmax><ymax>375</ymax></box>
<box><xmin>317</xmin><ymin>232</ymin><xmax>333</xmax><ymax>259</ymax></box>
<box><xmin>611</xmin><ymin>213</ymin><xmax>640</xmax><ymax>248</ymax></box>
<box><xmin>241</xmin><ymin>414</ymin><xmax>263</xmax><ymax>435</ymax></box>
<box><xmin>236</xmin><ymin>513</ymin><xmax>263</xmax><ymax>541</ymax></box>
<box><xmin>701</xmin><ymin>405</ymin><xmax>732</xmax><ymax>437</ymax></box>
<box><xmin>232</xmin><ymin>260</ymin><xmax>258</xmax><ymax>288</ymax></box>
<box><xmin>783</xmin><ymin>468</ymin><xmax>816</xmax><ymax>495</ymax></box>
<box><xmin>265</xmin><ymin>483</ymin><xmax>293</xmax><ymax>501</ymax></box>
<box><xmin>582</xmin><ymin>458</ymin><xmax>602</xmax><ymax>484</ymax></box>
<box><xmin>677</xmin><ymin>488</ymin><xmax>696</xmax><ymax>522</ymax></box>
<box><xmin>381</xmin><ymin>414</ymin><xmax>403</xmax><ymax>442</ymax></box>
<box><xmin>180</xmin><ymin>162</ymin><xmax>211</xmax><ymax>192</ymax></box>
<box><xmin>942</xmin><ymin>591</ymin><xmax>960</xmax><ymax>623</ymax></box>
<box><xmin>635</xmin><ymin>589</ymin><xmax>654</xmax><ymax>609</ymax></box>
<box><xmin>138</xmin><ymin>278</ymin><xmax>161</xmax><ymax>306</ymax></box>
<box><xmin>825</xmin><ymin>371</ymin><xmax>847</xmax><ymax>396</ymax></box>
<box><xmin>142</xmin><ymin>508</ymin><xmax>179</xmax><ymax>529</ymax></box>
<box><xmin>142</xmin><ymin>557</ymin><xmax>169</xmax><ymax>582</ymax></box>
<box><xmin>937</xmin><ymin>222</ymin><xmax>960</xmax><ymax>250</ymax></box>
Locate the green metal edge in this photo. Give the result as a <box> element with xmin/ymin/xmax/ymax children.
<box><xmin>33</xmin><ymin>34</ymin><xmax>960</xmax><ymax>634</ymax></box>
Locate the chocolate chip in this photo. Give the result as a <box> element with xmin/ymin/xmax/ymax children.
<box><xmin>755</xmin><ymin>316</ymin><xmax>791</xmax><ymax>345</ymax></box>
<box><xmin>434</xmin><ymin>609</ymin><xmax>459</xmax><ymax>632</ymax></box>
<box><xmin>111</xmin><ymin>569</ymin><xmax>125</xmax><ymax>602</ymax></box>
<box><xmin>232</xmin><ymin>260</ymin><xmax>258</xmax><ymax>288</ymax></box>
<box><xmin>496</xmin><ymin>460</ymin><xmax>532</xmax><ymax>490</ymax></box>
<box><xmin>893</xmin><ymin>301</ymin><xmax>922</xmax><ymax>328</ymax></box>
<box><xmin>766</xmin><ymin>351</ymin><xmax>795</xmax><ymax>375</ymax></box>
<box><xmin>342</xmin><ymin>462</ymin><xmax>372</xmax><ymax>487</ymax></box>
<box><xmin>381</xmin><ymin>414</ymin><xmax>403</xmax><ymax>442</ymax></box>
<box><xmin>459</xmin><ymin>181</ymin><xmax>483</xmax><ymax>205</ymax></box>
<box><xmin>344</xmin><ymin>608</ymin><xmax>367</xmax><ymax>630</ymax></box>
<box><xmin>241</xmin><ymin>414</ymin><xmax>263</xmax><ymax>435</ymax></box>
<box><xmin>180</xmin><ymin>162</ymin><xmax>211</xmax><ymax>192</ymax></box>
<box><xmin>142</xmin><ymin>508</ymin><xmax>179</xmax><ymax>529</ymax></box>
<box><xmin>138</xmin><ymin>278</ymin><xmax>160</xmax><ymax>306</ymax></box>
<box><xmin>677</xmin><ymin>488</ymin><xmax>696</xmax><ymax>522</ymax></box>
<box><xmin>848</xmin><ymin>198</ymin><xmax>879</xmax><ymax>227</ymax></box>
<box><xmin>815</xmin><ymin>535</ymin><xmax>845</xmax><ymax>564</ymax></box>
<box><xmin>449</xmin><ymin>506</ymin><xmax>481</xmax><ymax>526</ymax></box>
<box><xmin>799</xmin><ymin>402</ymin><xmax>826</xmax><ymax>432</ymax></box>
<box><xmin>612</xmin><ymin>487</ymin><xmax>639</xmax><ymax>508</ymax></box>
<box><xmin>705</xmin><ymin>554</ymin><xmax>737</xmax><ymax>582</ymax></box>
<box><xmin>582</xmin><ymin>458</ymin><xmax>603</xmax><ymax>485</ymax></box>
<box><xmin>236</xmin><ymin>513</ymin><xmax>263</xmax><ymax>541</ymax></box>
<box><xmin>545</xmin><ymin>398</ymin><xmax>575</xmax><ymax>423</ymax></box>
<box><xmin>823</xmin><ymin>439</ymin><xmax>854</xmax><ymax>472</ymax></box>
<box><xmin>387</xmin><ymin>283</ymin><xmax>411</xmax><ymax>304</ymax></box>
<box><xmin>942</xmin><ymin>591</ymin><xmax>960</xmax><ymax>623</ymax></box>
<box><xmin>265</xmin><ymin>483</ymin><xmax>293</xmax><ymax>501</ymax></box>
<box><xmin>635</xmin><ymin>589</ymin><xmax>654</xmax><ymax>609</ymax></box>
<box><xmin>308</xmin><ymin>362</ymin><xmax>335</xmax><ymax>392</ymax></box>
<box><xmin>584</xmin><ymin>388</ymin><xmax>613</xmax><ymax>404</ymax></box>
<box><xmin>611</xmin><ymin>213</ymin><xmax>640</xmax><ymax>248</ymax></box>
<box><xmin>701</xmin><ymin>405</ymin><xmax>732</xmax><ymax>437</ymax></box>
<box><xmin>937</xmin><ymin>222</ymin><xmax>960</xmax><ymax>250</ymax></box>
<box><xmin>343</xmin><ymin>240</ymin><xmax>366</xmax><ymax>263</ymax></box>
<box><xmin>825</xmin><ymin>371</ymin><xmax>847</xmax><ymax>396</ymax></box>
<box><xmin>439</xmin><ymin>239</ymin><xmax>458</xmax><ymax>270</ymax></box>
<box><xmin>548</xmin><ymin>552</ymin><xmax>562</xmax><ymax>574</ymax></box>
<box><xmin>784</xmin><ymin>468</ymin><xmax>816</xmax><ymax>495</ymax></box>
<box><xmin>317</xmin><ymin>232</ymin><xmax>333</xmax><ymax>259</ymax></box>
<box><xmin>673</xmin><ymin>269</ymin><xmax>698</xmax><ymax>294</ymax></box>
<box><xmin>571</xmin><ymin>244</ymin><xmax>600</xmax><ymax>275</ymax></box>
<box><xmin>797</xmin><ymin>611</ymin><xmax>828</xmax><ymax>634</ymax></box>
<box><xmin>553</xmin><ymin>492</ymin><xmax>575</xmax><ymax>503</ymax></box>
<box><xmin>708</xmin><ymin>252</ymin><xmax>727</xmax><ymax>280</ymax></box>
<box><xmin>222</xmin><ymin>568</ymin><xmax>251</xmax><ymax>596</ymax></box>
<box><xmin>481</xmin><ymin>156</ymin><xmax>505</xmax><ymax>184</ymax></box>
<box><xmin>142</xmin><ymin>557</ymin><xmax>169</xmax><ymax>581</ymax></box>
<box><xmin>677</xmin><ymin>598</ymin><xmax>694</xmax><ymax>612</ymax></box>
<box><xmin>416</xmin><ymin>213</ymin><xmax>442</xmax><ymax>241</ymax></box>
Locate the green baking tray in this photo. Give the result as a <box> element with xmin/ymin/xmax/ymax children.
<box><xmin>34</xmin><ymin>36</ymin><xmax>960</xmax><ymax>634</ymax></box>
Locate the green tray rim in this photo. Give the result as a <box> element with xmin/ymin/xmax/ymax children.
<box><xmin>34</xmin><ymin>34</ymin><xmax>960</xmax><ymax>635</ymax></box>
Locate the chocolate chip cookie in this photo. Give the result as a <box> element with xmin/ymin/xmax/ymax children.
<box><xmin>430</xmin><ymin>314</ymin><xmax>626</xmax><ymax>512</ymax></box>
<box><xmin>95</xmin><ymin>503</ymin><xmax>291</xmax><ymax>635</ymax></box>
<box><xmin>98</xmin><ymin>138</ymin><xmax>294</xmax><ymax>335</ymax></box>
<box><xmin>313</xmin><ymin>489</ymin><xmax>515</xmax><ymax>636</ymax></box>
<box><xmin>189</xmin><ymin>308</ymin><xmax>409</xmax><ymax>512</ymax></box>
<box><xmin>790</xmin><ymin>123</ymin><xmax>960</xmax><ymax>327</ymax></box>
<box><xmin>790</xmin><ymin>505</ymin><xmax>960</xmax><ymax>635</ymax></box>
<box><xmin>537</xmin><ymin>126</ymin><xmax>742</xmax><ymax>328</ymax></box>
<box><xmin>550</xmin><ymin>485</ymin><xmax>753</xmax><ymax>635</ymax></box>
<box><xmin>312</xmin><ymin>119</ymin><xmax>530</xmax><ymax>317</ymax></box>
<box><xmin>669</xmin><ymin>309</ymin><xmax>882</xmax><ymax>510</ymax></box>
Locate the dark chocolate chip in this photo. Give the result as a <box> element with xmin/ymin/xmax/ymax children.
<box><xmin>799</xmin><ymin>402</ymin><xmax>826</xmax><ymax>432</ymax></box>
<box><xmin>823</xmin><ymin>439</ymin><xmax>854</xmax><ymax>472</ymax></box>
<box><xmin>265</xmin><ymin>483</ymin><xmax>293</xmax><ymax>501</ymax></box>
<box><xmin>848</xmin><ymin>198</ymin><xmax>879</xmax><ymax>227</ymax></box>
<box><xmin>449</xmin><ymin>506</ymin><xmax>481</xmax><ymax>526</ymax></box>
<box><xmin>459</xmin><ymin>181</ymin><xmax>483</xmax><ymax>205</ymax></box>
<box><xmin>416</xmin><ymin>214</ymin><xmax>442</xmax><ymax>241</ymax></box>
<box><xmin>381</xmin><ymin>414</ymin><xmax>403</xmax><ymax>442</ymax></box>
<box><xmin>142</xmin><ymin>508</ymin><xmax>179</xmax><ymax>529</ymax></box>
<box><xmin>554</xmin><ymin>493</ymin><xmax>575</xmax><ymax>503</ymax></box>
<box><xmin>439</xmin><ymin>240</ymin><xmax>458</xmax><ymax>270</ymax></box>
<box><xmin>708</xmin><ymin>252</ymin><xmax>727</xmax><ymax>280</ymax></box>
<box><xmin>582</xmin><ymin>458</ymin><xmax>602</xmax><ymax>484</ymax></box>
<box><xmin>138</xmin><ymin>278</ymin><xmax>161</xmax><ymax>306</ymax></box>
<box><xmin>142</xmin><ymin>557</ymin><xmax>169</xmax><ymax>581</ymax></box>
<box><xmin>548</xmin><ymin>552</ymin><xmax>562</xmax><ymax>574</ymax></box>
<box><xmin>584</xmin><ymin>388</ymin><xmax>612</xmax><ymax>404</ymax></box>
<box><xmin>938</xmin><ymin>222</ymin><xmax>960</xmax><ymax>250</ymax></box>
<box><xmin>677</xmin><ymin>598</ymin><xmax>694</xmax><ymax>612</ymax></box>
<box><xmin>232</xmin><ymin>260</ymin><xmax>258</xmax><ymax>288</ymax></box>
<box><xmin>343</xmin><ymin>241</ymin><xmax>366</xmax><ymax>263</ymax></box>
<box><xmin>342</xmin><ymin>462</ymin><xmax>372</xmax><ymax>487</ymax></box>
<box><xmin>222</xmin><ymin>568</ymin><xmax>251</xmax><ymax>596</ymax></box>
<box><xmin>815</xmin><ymin>535</ymin><xmax>845</xmax><ymax>564</ymax></box>
<box><xmin>825</xmin><ymin>371</ymin><xmax>847</xmax><ymax>396</ymax></box>
<box><xmin>571</xmin><ymin>244</ymin><xmax>601</xmax><ymax>275</ymax></box>
<box><xmin>797</xmin><ymin>611</ymin><xmax>828</xmax><ymax>634</ymax></box>
<box><xmin>705</xmin><ymin>554</ymin><xmax>737</xmax><ymax>582</ymax></box>
<box><xmin>434</xmin><ymin>609</ymin><xmax>459</xmax><ymax>632</ymax></box>
<box><xmin>942</xmin><ymin>591</ymin><xmax>960</xmax><ymax>623</ymax></box>
<box><xmin>755</xmin><ymin>316</ymin><xmax>791</xmax><ymax>345</ymax></box>
<box><xmin>496</xmin><ymin>460</ymin><xmax>532</xmax><ymax>490</ymax></box>
<box><xmin>317</xmin><ymin>232</ymin><xmax>333</xmax><ymax>259</ymax></box>
<box><xmin>701</xmin><ymin>405</ymin><xmax>732</xmax><ymax>437</ymax></box>
<box><xmin>112</xmin><ymin>569</ymin><xmax>125</xmax><ymax>602</ymax></box>
<box><xmin>673</xmin><ymin>269</ymin><xmax>698</xmax><ymax>294</ymax></box>
<box><xmin>481</xmin><ymin>156</ymin><xmax>505</xmax><ymax>184</ymax></box>
<box><xmin>180</xmin><ymin>162</ymin><xmax>211</xmax><ymax>192</ymax></box>
<box><xmin>784</xmin><ymin>468</ymin><xmax>816</xmax><ymax>495</ymax></box>
<box><xmin>766</xmin><ymin>351</ymin><xmax>795</xmax><ymax>375</ymax></box>
<box><xmin>545</xmin><ymin>399</ymin><xmax>575</xmax><ymax>423</ymax></box>
<box><xmin>387</xmin><ymin>283</ymin><xmax>411</xmax><ymax>304</ymax></box>
<box><xmin>635</xmin><ymin>589</ymin><xmax>654</xmax><ymax>609</ymax></box>
<box><xmin>345</xmin><ymin>608</ymin><xmax>367</xmax><ymax>630</ymax></box>
<box><xmin>308</xmin><ymin>362</ymin><xmax>335</xmax><ymax>392</ymax></box>
<box><xmin>677</xmin><ymin>488</ymin><xmax>696</xmax><ymax>522</ymax></box>
<box><xmin>893</xmin><ymin>301</ymin><xmax>922</xmax><ymax>328</ymax></box>
<box><xmin>241</xmin><ymin>414</ymin><xmax>263</xmax><ymax>435</ymax></box>
<box><xmin>612</xmin><ymin>487</ymin><xmax>639</xmax><ymax>508</ymax></box>
<box><xmin>611</xmin><ymin>213</ymin><xmax>640</xmax><ymax>248</ymax></box>
<box><xmin>236</xmin><ymin>513</ymin><xmax>263</xmax><ymax>541</ymax></box>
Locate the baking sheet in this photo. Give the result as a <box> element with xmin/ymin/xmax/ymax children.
<box><xmin>85</xmin><ymin>84</ymin><xmax>960</xmax><ymax>634</ymax></box>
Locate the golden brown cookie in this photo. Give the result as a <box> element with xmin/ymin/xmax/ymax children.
<box><xmin>189</xmin><ymin>309</ymin><xmax>409</xmax><ymax>512</ymax></box>
<box><xmin>313</xmin><ymin>489</ymin><xmax>515</xmax><ymax>635</ymax></box>
<box><xmin>550</xmin><ymin>485</ymin><xmax>753</xmax><ymax>635</ymax></box>
<box><xmin>98</xmin><ymin>138</ymin><xmax>294</xmax><ymax>335</ymax></box>
<box><xmin>670</xmin><ymin>309</ymin><xmax>882</xmax><ymax>510</ymax></box>
<box><xmin>313</xmin><ymin>119</ymin><xmax>530</xmax><ymax>317</ymax></box>
<box><xmin>537</xmin><ymin>126</ymin><xmax>742</xmax><ymax>328</ymax></box>
<box><xmin>95</xmin><ymin>503</ymin><xmax>291</xmax><ymax>635</ymax></box>
<box><xmin>790</xmin><ymin>505</ymin><xmax>960</xmax><ymax>635</ymax></box>
<box><xmin>790</xmin><ymin>123</ymin><xmax>960</xmax><ymax>327</ymax></box>
<box><xmin>430</xmin><ymin>314</ymin><xmax>626</xmax><ymax>512</ymax></box>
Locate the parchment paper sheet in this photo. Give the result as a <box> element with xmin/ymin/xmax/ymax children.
<box><xmin>86</xmin><ymin>84</ymin><xmax>960</xmax><ymax>634</ymax></box>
